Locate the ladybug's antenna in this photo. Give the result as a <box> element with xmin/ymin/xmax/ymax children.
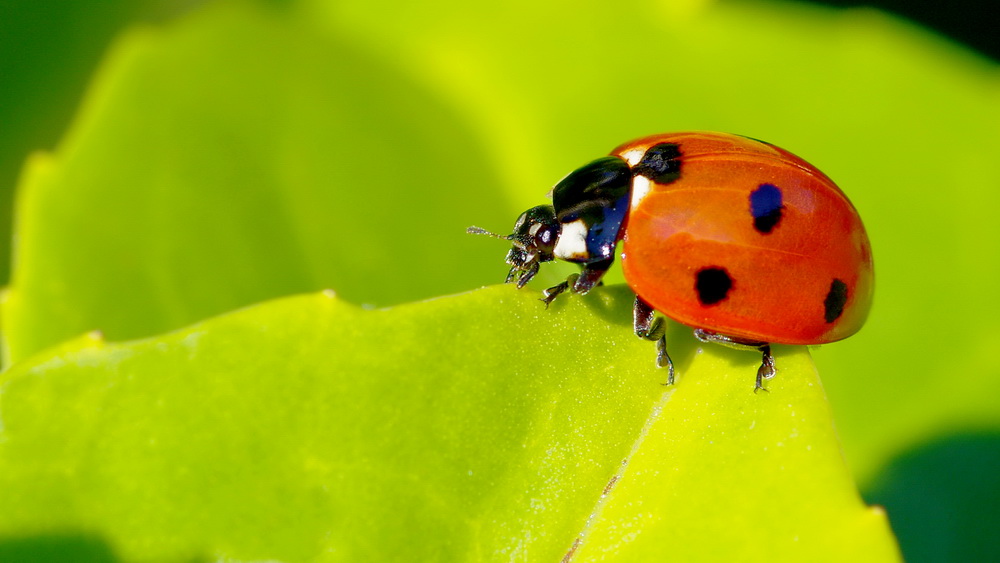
<box><xmin>466</xmin><ymin>226</ymin><xmax>512</xmax><ymax>240</ymax></box>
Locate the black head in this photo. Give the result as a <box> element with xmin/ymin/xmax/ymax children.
<box><xmin>467</xmin><ymin>205</ymin><xmax>560</xmax><ymax>288</ymax></box>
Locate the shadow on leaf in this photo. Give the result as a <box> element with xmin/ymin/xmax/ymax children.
<box><xmin>0</xmin><ymin>532</ymin><xmax>120</xmax><ymax>563</ymax></box>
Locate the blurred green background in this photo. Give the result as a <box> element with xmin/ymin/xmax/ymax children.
<box><xmin>1</xmin><ymin>0</ymin><xmax>998</xmax><ymax>560</ymax></box>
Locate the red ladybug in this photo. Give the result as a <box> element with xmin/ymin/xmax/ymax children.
<box><xmin>469</xmin><ymin>132</ymin><xmax>873</xmax><ymax>391</ymax></box>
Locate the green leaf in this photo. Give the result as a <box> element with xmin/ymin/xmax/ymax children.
<box><xmin>3</xmin><ymin>1</ymin><xmax>514</xmax><ymax>364</ymax></box>
<box><xmin>0</xmin><ymin>285</ymin><xmax>898</xmax><ymax>561</ymax></box>
<box><xmin>0</xmin><ymin>0</ymin><xmax>206</xmax><ymax>287</ymax></box>
<box><xmin>5</xmin><ymin>0</ymin><xmax>1000</xmax><ymax>559</ymax></box>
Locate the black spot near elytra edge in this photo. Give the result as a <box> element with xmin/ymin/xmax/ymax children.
<box><xmin>749</xmin><ymin>183</ymin><xmax>784</xmax><ymax>234</ymax></box>
<box><xmin>824</xmin><ymin>278</ymin><xmax>848</xmax><ymax>323</ymax></box>
<box><xmin>633</xmin><ymin>143</ymin><xmax>682</xmax><ymax>184</ymax></box>
<box><xmin>695</xmin><ymin>267</ymin><xmax>732</xmax><ymax>305</ymax></box>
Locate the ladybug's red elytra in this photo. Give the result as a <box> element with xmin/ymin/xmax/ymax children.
<box><xmin>469</xmin><ymin>132</ymin><xmax>873</xmax><ymax>391</ymax></box>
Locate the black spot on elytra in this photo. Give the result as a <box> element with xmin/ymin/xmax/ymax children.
<box><xmin>749</xmin><ymin>183</ymin><xmax>784</xmax><ymax>234</ymax></box>
<box><xmin>633</xmin><ymin>143</ymin><xmax>682</xmax><ymax>184</ymax></box>
<box><xmin>824</xmin><ymin>279</ymin><xmax>849</xmax><ymax>323</ymax></box>
<box><xmin>695</xmin><ymin>267</ymin><xmax>732</xmax><ymax>305</ymax></box>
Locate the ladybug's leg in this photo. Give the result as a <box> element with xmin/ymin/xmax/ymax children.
<box><xmin>507</xmin><ymin>260</ymin><xmax>540</xmax><ymax>288</ymax></box>
<box><xmin>757</xmin><ymin>345</ymin><xmax>776</xmax><ymax>392</ymax></box>
<box><xmin>633</xmin><ymin>296</ymin><xmax>675</xmax><ymax>384</ymax></box>
<box><xmin>540</xmin><ymin>278</ymin><xmax>571</xmax><ymax>306</ymax></box>
<box><xmin>573</xmin><ymin>259</ymin><xmax>612</xmax><ymax>291</ymax></box>
<box><xmin>541</xmin><ymin>258</ymin><xmax>613</xmax><ymax>306</ymax></box>
<box><xmin>693</xmin><ymin>329</ymin><xmax>775</xmax><ymax>393</ymax></box>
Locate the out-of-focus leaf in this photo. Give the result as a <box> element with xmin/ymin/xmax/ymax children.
<box><xmin>3</xmin><ymin>2</ymin><xmax>512</xmax><ymax>364</ymax></box>
<box><xmin>0</xmin><ymin>0</ymin><xmax>211</xmax><ymax>285</ymax></box>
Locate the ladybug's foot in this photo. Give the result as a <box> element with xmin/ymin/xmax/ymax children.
<box><xmin>541</xmin><ymin>275</ymin><xmax>576</xmax><ymax>307</ymax></box>
<box><xmin>656</xmin><ymin>329</ymin><xmax>675</xmax><ymax>385</ymax></box>
<box><xmin>645</xmin><ymin>318</ymin><xmax>674</xmax><ymax>384</ymax></box>
<box><xmin>694</xmin><ymin>330</ymin><xmax>775</xmax><ymax>393</ymax></box>
<box><xmin>754</xmin><ymin>345</ymin><xmax>776</xmax><ymax>394</ymax></box>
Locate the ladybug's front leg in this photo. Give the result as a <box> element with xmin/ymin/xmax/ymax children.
<box><xmin>540</xmin><ymin>258</ymin><xmax>613</xmax><ymax>306</ymax></box>
<box><xmin>633</xmin><ymin>296</ymin><xmax>675</xmax><ymax>384</ymax></box>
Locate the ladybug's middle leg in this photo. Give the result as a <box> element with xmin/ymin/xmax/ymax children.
<box><xmin>694</xmin><ymin>329</ymin><xmax>775</xmax><ymax>393</ymax></box>
<box><xmin>633</xmin><ymin>296</ymin><xmax>675</xmax><ymax>384</ymax></box>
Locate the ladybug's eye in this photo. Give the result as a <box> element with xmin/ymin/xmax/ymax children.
<box><xmin>511</xmin><ymin>205</ymin><xmax>558</xmax><ymax>248</ymax></box>
<box><xmin>530</xmin><ymin>222</ymin><xmax>558</xmax><ymax>252</ymax></box>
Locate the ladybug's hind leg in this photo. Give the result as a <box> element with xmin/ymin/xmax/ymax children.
<box><xmin>693</xmin><ymin>329</ymin><xmax>775</xmax><ymax>393</ymax></box>
<box><xmin>633</xmin><ymin>296</ymin><xmax>675</xmax><ymax>384</ymax></box>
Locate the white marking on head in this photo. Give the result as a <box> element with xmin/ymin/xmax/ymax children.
<box><xmin>621</xmin><ymin>148</ymin><xmax>645</xmax><ymax>166</ymax></box>
<box><xmin>554</xmin><ymin>219</ymin><xmax>590</xmax><ymax>261</ymax></box>
<box><xmin>631</xmin><ymin>175</ymin><xmax>652</xmax><ymax>208</ymax></box>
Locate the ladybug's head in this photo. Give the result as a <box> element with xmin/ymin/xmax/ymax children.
<box><xmin>467</xmin><ymin>205</ymin><xmax>561</xmax><ymax>288</ymax></box>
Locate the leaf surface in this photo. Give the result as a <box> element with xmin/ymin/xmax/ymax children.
<box><xmin>0</xmin><ymin>285</ymin><xmax>898</xmax><ymax>561</ymax></box>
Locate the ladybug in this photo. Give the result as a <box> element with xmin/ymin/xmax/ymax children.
<box><xmin>469</xmin><ymin>132</ymin><xmax>873</xmax><ymax>391</ymax></box>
